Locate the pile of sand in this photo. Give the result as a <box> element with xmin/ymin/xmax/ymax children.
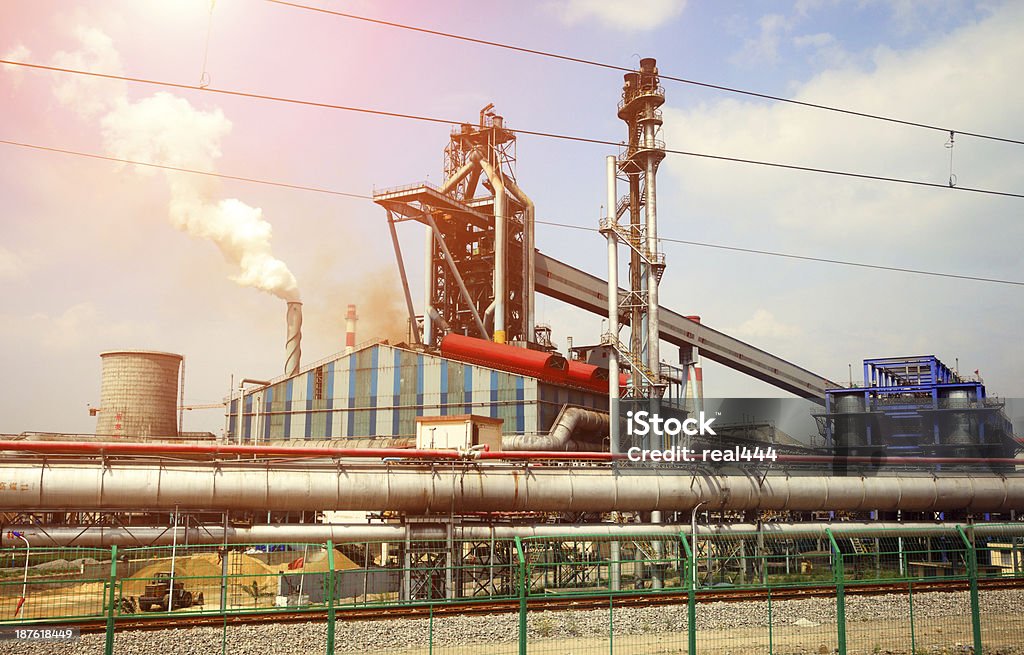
<box><xmin>123</xmin><ymin>552</ymin><xmax>280</xmax><ymax>596</ymax></box>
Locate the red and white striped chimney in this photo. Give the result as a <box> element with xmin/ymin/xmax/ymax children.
<box><xmin>345</xmin><ymin>304</ymin><xmax>358</xmax><ymax>354</ymax></box>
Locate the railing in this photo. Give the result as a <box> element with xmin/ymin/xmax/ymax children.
<box><xmin>3</xmin><ymin>524</ymin><xmax>1023</xmax><ymax>654</ymax></box>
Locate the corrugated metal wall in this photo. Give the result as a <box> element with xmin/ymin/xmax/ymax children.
<box><xmin>226</xmin><ymin>344</ymin><xmax>583</xmax><ymax>441</ymax></box>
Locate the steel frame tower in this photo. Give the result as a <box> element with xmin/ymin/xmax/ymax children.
<box><xmin>601</xmin><ymin>58</ymin><xmax>667</xmax><ymax>399</ymax></box>
<box><xmin>375</xmin><ymin>105</ymin><xmax>535</xmax><ymax>347</ymax></box>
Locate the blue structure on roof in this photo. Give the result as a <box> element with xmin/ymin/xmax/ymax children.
<box><xmin>820</xmin><ymin>355</ymin><xmax>1016</xmax><ymax>462</ymax></box>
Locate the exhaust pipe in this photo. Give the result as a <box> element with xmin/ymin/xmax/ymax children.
<box><xmin>345</xmin><ymin>304</ymin><xmax>358</xmax><ymax>354</ymax></box>
<box><xmin>285</xmin><ymin>301</ymin><xmax>302</xmax><ymax>376</ymax></box>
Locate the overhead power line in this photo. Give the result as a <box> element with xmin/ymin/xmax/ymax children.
<box><xmin>534</xmin><ymin>220</ymin><xmax>1024</xmax><ymax>287</ymax></box>
<box><xmin>0</xmin><ymin>138</ymin><xmax>371</xmax><ymax>199</ymax></box>
<box><xmin>3</xmin><ymin>58</ymin><xmax>1024</xmax><ymax>200</ymax></box>
<box><xmin>2</xmin><ymin>136</ymin><xmax>1021</xmax><ymax>288</ymax></box>
<box><xmin>264</xmin><ymin>0</ymin><xmax>1024</xmax><ymax>147</ymax></box>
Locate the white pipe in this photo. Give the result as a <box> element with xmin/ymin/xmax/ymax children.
<box><xmin>423</xmin><ymin>226</ymin><xmax>434</xmax><ymax>344</ymax></box>
<box><xmin>4</xmin><ymin>521</ymin><xmax>1017</xmax><ymax>548</ymax></box>
<box><xmin>503</xmin><ymin>175</ymin><xmax>536</xmax><ymax>341</ymax></box>
<box><xmin>4</xmin><ymin>462</ymin><xmax>1024</xmax><ymax>514</ymax></box>
<box><xmin>478</xmin><ymin>157</ymin><xmax>506</xmax><ymax>343</ymax></box>
<box><xmin>9</xmin><ymin>530</ymin><xmax>30</xmax><ymax>615</ymax></box>
<box><xmin>644</xmin><ymin>127</ymin><xmax>660</xmax><ymax>383</ymax></box>
<box><xmin>606</xmin><ymin>155</ymin><xmax>620</xmax><ymax>456</ymax></box>
<box><xmin>167</xmin><ymin>506</ymin><xmax>178</xmax><ymax>611</ymax></box>
<box><xmin>502</xmin><ymin>407</ymin><xmax>608</xmax><ymax>451</ymax></box>
<box><xmin>691</xmin><ymin>500</ymin><xmax>706</xmax><ymax>589</ymax></box>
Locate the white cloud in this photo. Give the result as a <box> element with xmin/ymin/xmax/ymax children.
<box><xmin>793</xmin><ymin>32</ymin><xmax>835</xmax><ymax>49</ymax></box>
<box><xmin>0</xmin><ymin>303</ymin><xmax>150</xmax><ymax>353</ymax></box>
<box><xmin>730</xmin><ymin>309</ymin><xmax>801</xmax><ymax>339</ymax></box>
<box><xmin>732</xmin><ymin>14</ymin><xmax>792</xmax><ymax>67</ymax></box>
<box><xmin>51</xmin><ymin>25</ymin><xmax>125</xmax><ymax>117</ymax></box>
<box><xmin>658</xmin><ymin>2</ymin><xmax>1024</xmax><ymax>394</ymax></box>
<box><xmin>0</xmin><ymin>246</ymin><xmax>27</xmax><ymax>278</ymax></box>
<box><xmin>549</xmin><ymin>0</ymin><xmax>686</xmax><ymax>31</ymax></box>
<box><xmin>1</xmin><ymin>44</ymin><xmax>31</xmax><ymax>87</ymax></box>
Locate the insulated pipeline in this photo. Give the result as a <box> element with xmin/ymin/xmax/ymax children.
<box><xmin>0</xmin><ymin>461</ymin><xmax>1021</xmax><ymax>513</ymax></box>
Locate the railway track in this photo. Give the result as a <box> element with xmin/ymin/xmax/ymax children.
<box><xmin>32</xmin><ymin>577</ymin><xmax>1024</xmax><ymax>634</ymax></box>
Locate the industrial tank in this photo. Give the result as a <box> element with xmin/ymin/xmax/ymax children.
<box><xmin>96</xmin><ymin>350</ymin><xmax>182</xmax><ymax>438</ymax></box>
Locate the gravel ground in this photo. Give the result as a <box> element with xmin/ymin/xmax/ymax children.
<box><xmin>11</xmin><ymin>589</ymin><xmax>1024</xmax><ymax>655</ymax></box>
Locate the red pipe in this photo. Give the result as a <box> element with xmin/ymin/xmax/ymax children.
<box><xmin>0</xmin><ymin>441</ymin><xmax>1018</xmax><ymax>466</ymax></box>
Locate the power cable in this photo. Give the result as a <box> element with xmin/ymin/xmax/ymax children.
<box><xmin>535</xmin><ymin>220</ymin><xmax>1024</xmax><ymax>287</ymax></box>
<box><xmin>2</xmin><ymin>135</ymin><xmax>1021</xmax><ymax>288</ymax></box>
<box><xmin>3</xmin><ymin>58</ymin><xmax>1024</xmax><ymax>200</ymax></box>
<box><xmin>264</xmin><ymin>0</ymin><xmax>1024</xmax><ymax>147</ymax></box>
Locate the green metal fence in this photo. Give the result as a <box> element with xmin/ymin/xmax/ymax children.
<box><xmin>3</xmin><ymin>524</ymin><xmax>1024</xmax><ymax>654</ymax></box>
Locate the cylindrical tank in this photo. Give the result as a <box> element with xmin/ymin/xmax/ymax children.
<box><xmin>942</xmin><ymin>388</ymin><xmax>974</xmax><ymax>446</ymax></box>
<box><xmin>834</xmin><ymin>393</ymin><xmax>866</xmax><ymax>449</ymax></box>
<box><xmin>96</xmin><ymin>350</ymin><xmax>182</xmax><ymax>438</ymax></box>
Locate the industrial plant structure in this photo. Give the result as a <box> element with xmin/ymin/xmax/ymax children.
<box><xmin>1</xmin><ymin>59</ymin><xmax>1019</xmax><ymax>607</ymax></box>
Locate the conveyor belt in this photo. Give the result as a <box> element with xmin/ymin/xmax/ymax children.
<box><xmin>535</xmin><ymin>253</ymin><xmax>838</xmax><ymax>399</ymax></box>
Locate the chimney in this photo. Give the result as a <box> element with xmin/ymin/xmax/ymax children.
<box><xmin>345</xmin><ymin>304</ymin><xmax>358</xmax><ymax>354</ymax></box>
<box><xmin>285</xmin><ymin>301</ymin><xmax>302</xmax><ymax>376</ymax></box>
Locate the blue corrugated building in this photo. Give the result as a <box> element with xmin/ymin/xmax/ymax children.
<box><xmin>226</xmin><ymin>342</ymin><xmax>609</xmax><ymax>442</ymax></box>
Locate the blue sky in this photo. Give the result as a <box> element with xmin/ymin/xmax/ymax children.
<box><xmin>1</xmin><ymin>0</ymin><xmax>1021</xmax><ymax>435</ymax></box>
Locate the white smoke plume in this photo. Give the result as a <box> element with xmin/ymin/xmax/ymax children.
<box><xmin>52</xmin><ymin>28</ymin><xmax>300</xmax><ymax>301</ymax></box>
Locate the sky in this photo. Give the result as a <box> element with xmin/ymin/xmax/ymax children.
<box><xmin>1</xmin><ymin>0</ymin><xmax>1021</xmax><ymax>436</ymax></box>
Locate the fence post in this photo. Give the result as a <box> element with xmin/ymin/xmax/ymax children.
<box><xmin>679</xmin><ymin>531</ymin><xmax>696</xmax><ymax>655</ymax></box>
<box><xmin>326</xmin><ymin>540</ymin><xmax>336</xmax><ymax>655</ymax></box>
<box><xmin>908</xmin><ymin>580</ymin><xmax>916</xmax><ymax>652</ymax></box>
<box><xmin>104</xmin><ymin>544</ymin><xmax>117</xmax><ymax>655</ymax></box>
<box><xmin>957</xmin><ymin>526</ymin><xmax>983</xmax><ymax>654</ymax></box>
<box><xmin>826</xmin><ymin>529</ymin><xmax>846</xmax><ymax>655</ymax></box>
<box><xmin>515</xmin><ymin>536</ymin><xmax>527</xmax><ymax>655</ymax></box>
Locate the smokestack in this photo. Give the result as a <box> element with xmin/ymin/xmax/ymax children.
<box><xmin>285</xmin><ymin>302</ymin><xmax>302</xmax><ymax>376</ymax></box>
<box><xmin>345</xmin><ymin>304</ymin><xmax>358</xmax><ymax>354</ymax></box>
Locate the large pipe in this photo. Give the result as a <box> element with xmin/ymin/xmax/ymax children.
<box><xmin>2</xmin><ymin>440</ymin><xmax>1020</xmax><ymax>467</ymax></box>
<box><xmin>285</xmin><ymin>301</ymin><xmax>302</xmax><ymax>376</ymax></box>
<box><xmin>3</xmin><ymin>521</ymin><xmax>1020</xmax><ymax>548</ymax></box>
<box><xmin>502</xmin><ymin>174</ymin><xmax>535</xmax><ymax>341</ymax></box>
<box><xmin>345</xmin><ymin>304</ymin><xmax>358</xmax><ymax>354</ymax></box>
<box><xmin>502</xmin><ymin>407</ymin><xmax>608</xmax><ymax>451</ymax></box>
<box><xmin>478</xmin><ymin>157</ymin><xmax>506</xmax><ymax>343</ymax></box>
<box><xmin>2</xmin><ymin>459</ymin><xmax>1023</xmax><ymax>513</ymax></box>
<box><xmin>606</xmin><ymin>154</ymin><xmax>621</xmax><ymax>456</ymax></box>
<box><xmin>645</xmin><ymin>132</ymin><xmax>660</xmax><ymax>384</ymax></box>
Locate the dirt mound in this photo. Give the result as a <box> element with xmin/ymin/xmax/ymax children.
<box><xmin>123</xmin><ymin>552</ymin><xmax>279</xmax><ymax>595</ymax></box>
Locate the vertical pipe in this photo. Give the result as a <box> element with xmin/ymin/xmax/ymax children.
<box><xmin>644</xmin><ymin>127</ymin><xmax>660</xmax><ymax>381</ymax></box>
<box><xmin>168</xmin><ymin>507</ymin><xmax>178</xmax><ymax>611</ymax></box>
<box><xmin>285</xmin><ymin>301</ymin><xmax>302</xmax><ymax>377</ymax></box>
<box><xmin>423</xmin><ymin>226</ymin><xmax>434</xmax><ymax>345</ymax></box>
<box><xmin>480</xmin><ymin>158</ymin><xmax>506</xmax><ymax>343</ymax></box>
<box><xmin>178</xmin><ymin>357</ymin><xmax>185</xmax><ymax>437</ymax></box>
<box><xmin>606</xmin><ymin>155</ymin><xmax>620</xmax><ymax>458</ymax></box>
<box><xmin>224</xmin><ymin>374</ymin><xmax>233</xmax><ymax>442</ymax></box>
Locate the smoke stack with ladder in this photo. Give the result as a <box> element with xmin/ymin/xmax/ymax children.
<box><xmin>285</xmin><ymin>302</ymin><xmax>302</xmax><ymax>376</ymax></box>
<box><xmin>345</xmin><ymin>304</ymin><xmax>358</xmax><ymax>354</ymax></box>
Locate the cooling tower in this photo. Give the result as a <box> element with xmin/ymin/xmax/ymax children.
<box><xmin>96</xmin><ymin>350</ymin><xmax>182</xmax><ymax>438</ymax></box>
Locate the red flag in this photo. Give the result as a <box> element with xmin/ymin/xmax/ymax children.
<box><xmin>287</xmin><ymin>557</ymin><xmax>304</xmax><ymax>570</ymax></box>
